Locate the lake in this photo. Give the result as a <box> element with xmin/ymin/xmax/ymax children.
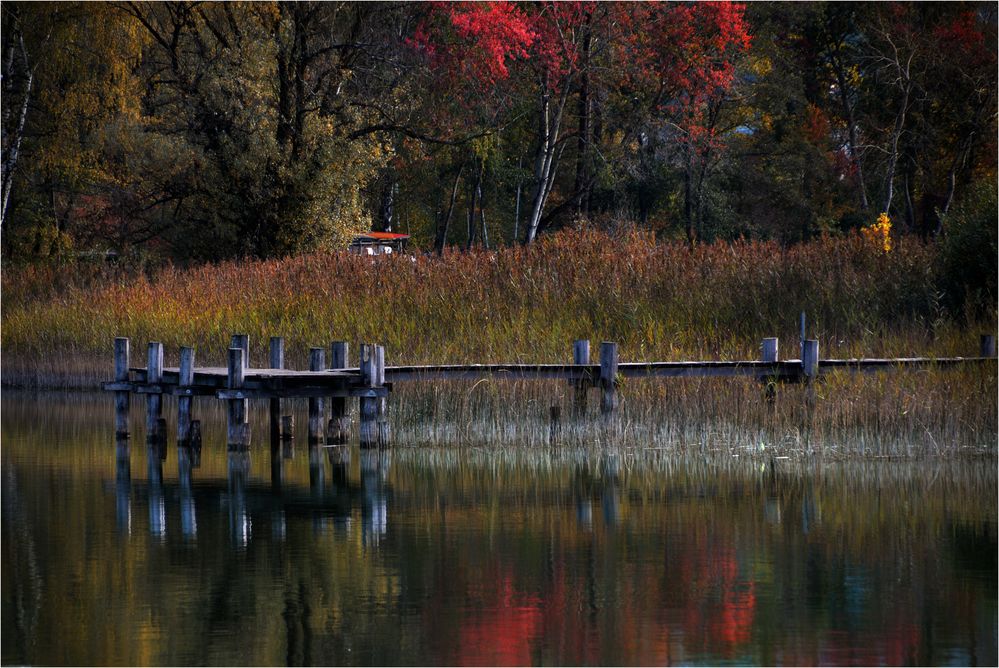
<box><xmin>2</xmin><ymin>391</ymin><xmax>996</xmax><ymax>665</ymax></box>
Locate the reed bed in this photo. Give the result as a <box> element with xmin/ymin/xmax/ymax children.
<box><xmin>2</xmin><ymin>229</ymin><xmax>993</xmax><ymax>388</ymax></box>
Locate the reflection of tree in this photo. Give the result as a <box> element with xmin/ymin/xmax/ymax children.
<box><xmin>2</xmin><ymin>391</ymin><xmax>996</xmax><ymax>665</ymax></box>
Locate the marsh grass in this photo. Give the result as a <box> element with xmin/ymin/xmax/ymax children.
<box><xmin>3</xmin><ymin>229</ymin><xmax>993</xmax><ymax>388</ymax></box>
<box><xmin>3</xmin><ymin>230</ymin><xmax>995</xmax><ymax>456</ymax></box>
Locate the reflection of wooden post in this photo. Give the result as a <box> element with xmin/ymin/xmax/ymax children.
<box><xmin>328</xmin><ymin>341</ymin><xmax>350</xmax><ymax>444</ymax></box>
<box><xmin>114</xmin><ymin>337</ymin><xmax>130</xmax><ymax>438</ymax></box>
<box><xmin>178</xmin><ymin>346</ymin><xmax>195</xmax><ymax>445</ymax></box>
<box><xmin>572</xmin><ymin>340</ymin><xmax>590</xmax><ymax>417</ymax></box>
<box><xmin>308</xmin><ymin>347</ymin><xmax>325</xmax><ymax>446</ymax></box>
<box><xmin>981</xmin><ymin>334</ymin><xmax>996</xmax><ymax>358</ymax></box>
<box><xmin>146</xmin><ymin>342</ymin><xmax>164</xmax><ymax>444</ymax></box>
<box><xmin>227</xmin><ymin>347</ymin><xmax>249</xmax><ymax>449</ymax></box>
<box><xmin>599</xmin><ymin>342</ymin><xmax>619</xmax><ymax>415</ymax></box>
<box><xmin>269</xmin><ymin>337</ymin><xmax>284</xmax><ymax>449</ymax></box>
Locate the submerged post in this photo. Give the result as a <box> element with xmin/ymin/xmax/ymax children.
<box><xmin>981</xmin><ymin>334</ymin><xmax>996</xmax><ymax>358</ymax></box>
<box><xmin>227</xmin><ymin>347</ymin><xmax>249</xmax><ymax>449</ymax></box>
<box><xmin>572</xmin><ymin>339</ymin><xmax>590</xmax><ymax>417</ymax></box>
<box><xmin>114</xmin><ymin>337</ymin><xmax>130</xmax><ymax>438</ymax></box>
<box><xmin>328</xmin><ymin>341</ymin><xmax>350</xmax><ymax>445</ymax></box>
<box><xmin>178</xmin><ymin>346</ymin><xmax>195</xmax><ymax>446</ymax></box>
<box><xmin>599</xmin><ymin>342</ymin><xmax>619</xmax><ymax>415</ymax></box>
<box><xmin>269</xmin><ymin>337</ymin><xmax>284</xmax><ymax>449</ymax></box>
<box><xmin>308</xmin><ymin>347</ymin><xmax>326</xmax><ymax>446</ymax></box>
<box><xmin>146</xmin><ymin>342</ymin><xmax>164</xmax><ymax>444</ymax></box>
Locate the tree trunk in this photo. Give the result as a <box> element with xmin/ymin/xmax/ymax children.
<box><xmin>1</xmin><ymin>35</ymin><xmax>33</xmax><ymax>229</ymax></box>
<box><xmin>831</xmin><ymin>46</ymin><xmax>869</xmax><ymax>212</ymax></box>
<box><xmin>434</xmin><ymin>165</ymin><xmax>463</xmax><ymax>255</ymax></box>
<box><xmin>573</xmin><ymin>11</ymin><xmax>593</xmax><ymax>218</ymax></box>
<box><xmin>524</xmin><ymin>79</ymin><xmax>570</xmax><ymax>245</ymax></box>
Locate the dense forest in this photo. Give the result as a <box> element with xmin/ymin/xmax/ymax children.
<box><xmin>1</xmin><ymin>1</ymin><xmax>996</xmax><ymax>264</ymax></box>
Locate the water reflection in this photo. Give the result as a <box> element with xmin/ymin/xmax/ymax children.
<box><xmin>178</xmin><ymin>445</ymin><xmax>197</xmax><ymax>540</ymax></box>
<box><xmin>227</xmin><ymin>449</ymin><xmax>252</xmax><ymax>548</ymax></box>
<box><xmin>1</xmin><ymin>391</ymin><xmax>996</xmax><ymax>667</ymax></box>
<box><xmin>115</xmin><ymin>437</ymin><xmax>131</xmax><ymax>535</ymax></box>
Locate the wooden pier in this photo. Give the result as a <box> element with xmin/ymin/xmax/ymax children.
<box><xmin>103</xmin><ymin>333</ymin><xmax>996</xmax><ymax>450</ymax></box>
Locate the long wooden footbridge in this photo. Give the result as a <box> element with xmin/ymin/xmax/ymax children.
<box><xmin>103</xmin><ymin>333</ymin><xmax>996</xmax><ymax>450</ymax></box>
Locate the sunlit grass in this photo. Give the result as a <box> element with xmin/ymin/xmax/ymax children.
<box><xmin>2</xmin><ymin>229</ymin><xmax>993</xmax><ymax>387</ymax></box>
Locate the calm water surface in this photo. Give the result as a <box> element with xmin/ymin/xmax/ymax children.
<box><xmin>2</xmin><ymin>392</ymin><xmax>996</xmax><ymax>666</ymax></box>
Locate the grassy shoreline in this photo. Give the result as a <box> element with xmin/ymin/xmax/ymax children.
<box><xmin>3</xmin><ymin>231</ymin><xmax>995</xmax><ymax>455</ymax></box>
<box><xmin>3</xmin><ymin>230</ymin><xmax>994</xmax><ymax>385</ymax></box>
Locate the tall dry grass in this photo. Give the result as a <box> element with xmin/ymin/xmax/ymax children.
<box><xmin>2</xmin><ymin>229</ymin><xmax>993</xmax><ymax>387</ymax></box>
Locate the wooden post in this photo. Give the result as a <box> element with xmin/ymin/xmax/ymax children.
<box><xmin>328</xmin><ymin>341</ymin><xmax>350</xmax><ymax>445</ymax></box>
<box><xmin>572</xmin><ymin>339</ymin><xmax>590</xmax><ymax>417</ymax></box>
<box><xmin>762</xmin><ymin>337</ymin><xmax>779</xmax><ymax>364</ymax></box>
<box><xmin>146</xmin><ymin>342</ymin><xmax>164</xmax><ymax>444</ymax></box>
<box><xmin>359</xmin><ymin>344</ymin><xmax>379</xmax><ymax>448</ymax></box>
<box><xmin>599</xmin><ymin>342</ymin><xmax>619</xmax><ymax>415</ymax></box>
<box><xmin>114</xmin><ymin>337</ymin><xmax>130</xmax><ymax>438</ymax></box>
<box><xmin>802</xmin><ymin>339</ymin><xmax>819</xmax><ymax>378</ymax></box>
<box><xmin>375</xmin><ymin>345</ymin><xmax>390</xmax><ymax>447</ymax></box>
<box><xmin>762</xmin><ymin>337</ymin><xmax>779</xmax><ymax>405</ymax></box>
<box><xmin>308</xmin><ymin>347</ymin><xmax>325</xmax><ymax>446</ymax></box>
<box><xmin>227</xmin><ymin>347</ymin><xmax>249</xmax><ymax>449</ymax></box>
<box><xmin>981</xmin><ymin>334</ymin><xmax>996</xmax><ymax>358</ymax></box>
<box><xmin>231</xmin><ymin>334</ymin><xmax>249</xmax><ymax>368</ymax></box>
<box><xmin>178</xmin><ymin>346</ymin><xmax>195</xmax><ymax>445</ymax></box>
<box><xmin>269</xmin><ymin>337</ymin><xmax>284</xmax><ymax>449</ymax></box>
<box><xmin>281</xmin><ymin>415</ymin><xmax>294</xmax><ymax>441</ymax></box>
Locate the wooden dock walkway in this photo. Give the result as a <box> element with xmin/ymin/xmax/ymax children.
<box><xmin>103</xmin><ymin>334</ymin><xmax>996</xmax><ymax>450</ymax></box>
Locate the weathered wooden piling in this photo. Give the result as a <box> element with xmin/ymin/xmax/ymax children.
<box><xmin>762</xmin><ymin>337</ymin><xmax>779</xmax><ymax>404</ymax></box>
<box><xmin>146</xmin><ymin>342</ymin><xmax>164</xmax><ymax>444</ymax></box>
<box><xmin>269</xmin><ymin>337</ymin><xmax>284</xmax><ymax>448</ymax></box>
<box><xmin>231</xmin><ymin>334</ymin><xmax>249</xmax><ymax>367</ymax></box>
<box><xmin>359</xmin><ymin>344</ymin><xmax>386</xmax><ymax>448</ymax></box>
<box><xmin>802</xmin><ymin>340</ymin><xmax>819</xmax><ymax>378</ymax></box>
<box><xmin>227</xmin><ymin>347</ymin><xmax>250</xmax><ymax>449</ymax></box>
<box><xmin>328</xmin><ymin>341</ymin><xmax>350</xmax><ymax>444</ymax></box>
<box><xmin>308</xmin><ymin>347</ymin><xmax>326</xmax><ymax>445</ymax></box>
<box><xmin>762</xmin><ymin>338</ymin><xmax>779</xmax><ymax>364</ymax></box>
<box><xmin>177</xmin><ymin>346</ymin><xmax>195</xmax><ymax>445</ymax></box>
<box><xmin>981</xmin><ymin>334</ymin><xmax>996</xmax><ymax>358</ymax></box>
<box><xmin>572</xmin><ymin>339</ymin><xmax>590</xmax><ymax>417</ymax></box>
<box><xmin>281</xmin><ymin>415</ymin><xmax>294</xmax><ymax>442</ymax></box>
<box><xmin>599</xmin><ymin>342</ymin><xmax>619</xmax><ymax>415</ymax></box>
<box><xmin>376</xmin><ymin>345</ymin><xmax>390</xmax><ymax>446</ymax></box>
<box><xmin>114</xmin><ymin>337</ymin><xmax>130</xmax><ymax>438</ymax></box>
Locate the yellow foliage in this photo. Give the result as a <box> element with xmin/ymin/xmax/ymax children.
<box><xmin>861</xmin><ymin>212</ymin><xmax>892</xmax><ymax>253</ymax></box>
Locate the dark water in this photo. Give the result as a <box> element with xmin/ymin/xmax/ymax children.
<box><xmin>2</xmin><ymin>392</ymin><xmax>996</xmax><ymax>666</ymax></box>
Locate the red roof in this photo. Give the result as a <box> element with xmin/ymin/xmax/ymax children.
<box><xmin>354</xmin><ymin>232</ymin><xmax>409</xmax><ymax>240</ymax></box>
